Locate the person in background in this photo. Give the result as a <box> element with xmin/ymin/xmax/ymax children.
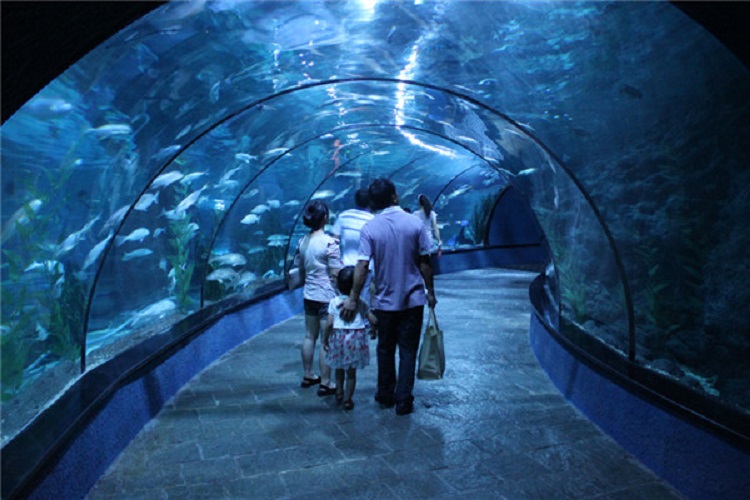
<box><xmin>341</xmin><ymin>178</ymin><xmax>437</xmax><ymax>416</ymax></box>
<box><xmin>322</xmin><ymin>266</ymin><xmax>378</xmax><ymax>410</ymax></box>
<box><xmin>296</xmin><ymin>200</ymin><xmax>341</xmax><ymax>396</ymax></box>
<box><xmin>331</xmin><ymin>188</ymin><xmax>374</xmax><ymax>304</ymax></box>
<box><xmin>415</xmin><ymin>194</ymin><xmax>442</xmax><ymax>254</ymax></box>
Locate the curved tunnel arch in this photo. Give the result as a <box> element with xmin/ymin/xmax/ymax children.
<box><xmin>2</xmin><ymin>0</ymin><xmax>749</xmax><ymax>462</ymax></box>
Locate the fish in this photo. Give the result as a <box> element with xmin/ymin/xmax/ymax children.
<box><xmin>101</xmin><ymin>205</ymin><xmax>129</xmax><ymax>233</ymax></box>
<box><xmin>206</xmin><ymin>268</ymin><xmax>239</xmax><ymax>283</ymax></box>
<box><xmin>180</xmin><ymin>171</ymin><xmax>208</xmax><ymax>185</ymax></box>
<box><xmin>266</xmin><ymin>200</ymin><xmax>280</xmax><ymax>209</ymax></box>
<box><xmin>134</xmin><ymin>192</ymin><xmax>159</xmax><ymax>211</ymax></box>
<box><xmin>517</xmin><ymin>168</ymin><xmax>537</xmax><ymax>176</ymax></box>
<box><xmin>251</xmin><ymin>204</ymin><xmax>270</xmax><ymax>215</ymax></box>
<box><xmin>241</xmin><ymin>213</ymin><xmax>261</xmax><ymax>225</ymax></box>
<box><xmin>245</xmin><ymin>245</ymin><xmax>266</xmax><ymax>255</ymax></box>
<box><xmin>219</xmin><ymin>167</ymin><xmax>241</xmax><ymax>185</ymax></box>
<box><xmin>36</xmin><ymin>322</ymin><xmax>50</xmax><ymax>341</ymax></box>
<box><xmin>311</xmin><ymin>190</ymin><xmax>335</xmax><ymax>200</ymax></box>
<box><xmin>263</xmin><ymin>147</ymin><xmax>289</xmax><ymax>157</ymax></box>
<box><xmin>267</xmin><ymin>234</ymin><xmax>289</xmax><ymax>247</ymax></box>
<box><xmin>332</xmin><ymin>186</ymin><xmax>352</xmax><ymax>202</ymax></box>
<box><xmin>123</xmin><ymin>248</ymin><xmax>154</xmax><ymax>261</ymax></box>
<box><xmin>26</xmin><ymin>97</ymin><xmax>74</xmax><ymax>118</ymax></box>
<box><xmin>446</xmin><ymin>184</ymin><xmax>472</xmax><ymax>200</ymax></box>
<box><xmin>152</xmin><ymin>145</ymin><xmax>182</xmax><ymax>163</ymax></box>
<box><xmin>82</xmin><ymin>232</ymin><xmax>114</xmax><ymax>270</ymax></box>
<box><xmin>174</xmin><ymin>186</ymin><xmax>206</xmax><ymax>213</ymax></box>
<box><xmin>116</xmin><ymin>227</ymin><xmax>150</xmax><ymax>246</ymax></box>
<box><xmin>175</xmin><ymin>125</ymin><xmax>192</xmax><ymax>140</ymax></box>
<box><xmin>262</xmin><ymin>270</ymin><xmax>279</xmax><ymax>279</ymax></box>
<box><xmin>236</xmin><ymin>272</ymin><xmax>258</xmax><ymax>288</ymax></box>
<box><xmin>151</xmin><ymin>171</ymin><xmax>184</xmax><ymax>189</ymax></box>
<box><xmin>132</xmin><ymin>298</ymin><xmax>177</xmax><ymax>324</ymax></box>
<box><xmin>211</xmin><ymin>253</ymin><xmax>247</xmax><ymax>267</ymax></box>
<box><xmin>56</xmin><ymin>215</ymin><xmax>101</xmax><ymax>256</ymax></box>
<box><xmin>284</xmin><ymin>200</ymin><xmax>301</xmax><ymax>207</ymax></box>
<box><xmin>235</xmin><ymin>153</ymin><xmax>257</xmax><ymax>163</ymax></box>
<box><xmin>87</xmin><ymin>124</ymin><xmax>133</xmax><ymax>136</ymax></box>
<box><xmin>24</xmin><ymin>260</ymin><xmax>63</xmax><ymax>274</ymax></box>
<box><xmin>2</xmin><ymin>199</ymin><xmax>43</xmax><ymax>244</ymax></box>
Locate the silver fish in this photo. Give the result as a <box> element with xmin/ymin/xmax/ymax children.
<box><xmin>83</xmin><ymin>232</ymin><xmax>113</xmax><ymax>270</ymax></box>
<box><xmin>175</xmin><ymin>186</ymin><xmax>206</xmax><ymax>213</ymax></box>
<box><xmin>56</xmin><ymin>215</ymin><xmax>100</xmax><ymax>256</ymax></box>
<box><xmin>235</xmin><ymin>153</ymin><xmax>257</xmax><ymax>163</ymax></box>
<box><xmin>311</xmin><ymin>190</ymin><xmax>335</xmax><ymax>200</ymax></box>
<box><xmin>24</xmin><ymin>260</ymin><xmax>62</xmax><ymax>273</ymax></box>
<box><xmin>267</xmin><ymin>200</ymin><xmax>281</xmax><ymax>209</ymax></box>
<box><xmin>251</xmin><ymin>204</ymin><xmax>270</xmax><ymax>215</ymax></box>
<box><xmin>87</xmin><ymin>124</ymin><xmax>133</xmax><ymax>136</ymax></box>
<box><xmin>211</xmin><ymin>253</ymin><xmax>247</xmax><ymax>267</ymax></box>
<box><xmin>206</xmin><ymin>268</ymin><xmax>239</xmax><ymax>283</ymax></box>
<box><xmin>132</xmin><ymin>298</ymin><xmax>177</xmax><ymax>324</ymax></box>
<box><xmin>180</xmin><ymin>171</ymin><xmax>208</xmax><ymax>185</ymax></box>
<box><xmin>236</xmin><ymin>272</ymin><xmax>258</xmax><ymax>288</ymax></box>
<box><xmin>446</xmin><ymin>184</ymin><xmax>472</xmax><ymax>200</ymax></box>
<box><xmin>267</xmin><ymin>234</ymin><xmax>289</xmax><ymax>247</ymax></box>
<box><xmin>123</xmin><ymin>248</ymin><xmax>154</xmax><ymax>261</ymax></box>
<box><xmin>102</xmin><ymin>205</ymin><xmax>129</xmax><ymax>233</ymax></box>
<box><xmin>116</xmin><ymin>227</ymin><xmax>150</xmax><ymax>246</ymax></box>
<box><xmin>134</xmin><ymin>192</ymin><xmax>159</xmax><ymax>211</ymax></box>
<box><xmin>241</xmin><ymin>213</ymin><xmax>261</xmax><ymax>225</ymax></box>
<box><xmin>332</xmin><ymin>186</ymin><xmax>352</xmax><ymax>202</ymax></box>
<box><xmin>152</xmin><ymin>145</ymin><xmax>182</xmax><ymax>163</ymax></box>
<box><xmin>151</xmin><ymin>171</ymin><xmax>184</xmax><ymax>189</ymax></box>
<box><xmin>2</xmin><ymin>199</ymin><xmax>43</xmax><ymax>244</ymax></box>
<box><xmin>219</xmin><ymin>167</ymin><xmax>241</xmax><ymax>185</ymax></box>
<box><xmin>284</xmin><ymin>200</ymin><xmax>301</xmax><ymax>207</ymax></box>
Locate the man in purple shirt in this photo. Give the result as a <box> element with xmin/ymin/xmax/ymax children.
<box><xmin>342</xmin><ymin>178</ymin><xmax>437</xmax><ymax>415</ymax></box>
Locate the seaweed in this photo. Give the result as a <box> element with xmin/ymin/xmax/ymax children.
<box><xmin>166</xmin><ymin>187</ymin><xmax>197</xmax><ymax>312</ymax></box>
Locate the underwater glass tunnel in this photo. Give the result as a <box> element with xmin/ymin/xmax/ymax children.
<box><xmin>1</xmin><ymin>0</ymin><xmax>749</xmax><ymax>472</ymax></box>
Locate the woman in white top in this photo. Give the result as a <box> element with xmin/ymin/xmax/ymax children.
<box><xmin>416</xmin><ymin>194</ymin><xmax>442</xmax><ymax>253</ymax></box>
<box><xmin>297</xmin><ymin>200</ymin><xmax>341</xmax><ymax>395</ymax></box>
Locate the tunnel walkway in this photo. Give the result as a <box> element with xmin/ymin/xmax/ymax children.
<box><xmin>86</xmin><ymin>269</ymin><xmax>681</xmax><ymax>499</ymax></box>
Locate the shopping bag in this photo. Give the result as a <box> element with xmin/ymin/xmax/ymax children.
<box><xmin>417</xmin><ymin>308</ymin><xmax>445</xmax><ymax>380</ymax></box>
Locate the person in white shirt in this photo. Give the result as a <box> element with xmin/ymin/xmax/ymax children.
<box><xmin>296</xmin><ymin>200</ymin><xmax>341</xmax><ymax>396</ymax></box>
<box><xmin>331</xmin><ymin>188</ymin><xmax>374</xmax><ymax>303</ymax></box>
<box><xmin>415</xmin><ymin>194</ymin><xmax>442</xmax><ymax>254</ymax></box>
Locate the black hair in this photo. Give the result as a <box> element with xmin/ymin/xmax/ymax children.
<box><xmin>354</xmin><ymin>188</ymin><xmax>370</xmax><ymax>210</ymax></box>
<box><xmin>368</xmin><ymin>177</ymin><xmax>396</xmax><ymax>211</ymax></box>
<box><xmin>418</xmin><ymin>194</ymin><xmax>432</xmax><ymax>217</ymax></box>
<box><xmin>337</xmin><ymin>265</ymin><xmax>355</xmax><ymax>295</ymax></box>
<box><xmin>302</xmin><ymin>200</ymin><xmax>329</xmax><ymax>229</ymax></box>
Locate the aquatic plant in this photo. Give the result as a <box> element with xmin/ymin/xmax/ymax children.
<box><xmin>167</xmin><ymin>188</ymin><xmax>197</xmax><ymax>312</ymax></box>
<box><xmin>47</xmin><ymin>264</ymin><xmax>85</xmax><ymax>362</ymax></box>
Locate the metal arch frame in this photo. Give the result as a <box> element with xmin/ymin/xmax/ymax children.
<box><xmin>82</xmin><ymin>77</ymin><xmax>635</xmax><ymax>371</ymax></box>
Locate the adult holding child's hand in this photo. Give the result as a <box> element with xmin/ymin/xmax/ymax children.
<box><xmin>342</xmin><ymin>178</ymin><xmax>436</xmax><ymax>416</ymax></box>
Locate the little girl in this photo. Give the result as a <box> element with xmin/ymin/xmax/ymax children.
<box><xmin>323</xmin><ymin>266</ymin><xmax>378</xmax><ymax>410</ymax></box>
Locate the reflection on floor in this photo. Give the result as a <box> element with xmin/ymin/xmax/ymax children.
<box><xmin>87</xmin><ymin>269</ymin><xmax>682</xmax><ymax>499</ymax></box>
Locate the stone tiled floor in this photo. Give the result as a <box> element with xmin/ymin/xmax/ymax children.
<box><xmin>87</xmin><ymin>269</ymin><xmax>683</xmax><ymax>499</ymax></box>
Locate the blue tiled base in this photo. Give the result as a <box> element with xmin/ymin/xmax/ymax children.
<box><xmin>529</xmin><ymin>313</ymin><xmax>750</xmax><ymax>500</ymax></box>
<box><xmin>29</xmin><ymin>290</ymin><xmax>303</xmax><ymax>500</ymax></box>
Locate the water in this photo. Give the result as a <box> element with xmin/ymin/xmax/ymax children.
<box><xmin>2</xmin><ymin>0</ymin><xmax>749</xmax><ymax>444</ymax></box>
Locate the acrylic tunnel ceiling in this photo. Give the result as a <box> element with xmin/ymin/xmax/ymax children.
<box><xmin>2</xmin><ymin>0</ymin><xmax>750</xmax><ymax>442</ymax></box>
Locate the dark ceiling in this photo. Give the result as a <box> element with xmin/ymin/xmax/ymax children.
<box><xmin>2</xmin><ymin>1</ymin><xmax>748</xmax><ymax>123</ymax></box>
